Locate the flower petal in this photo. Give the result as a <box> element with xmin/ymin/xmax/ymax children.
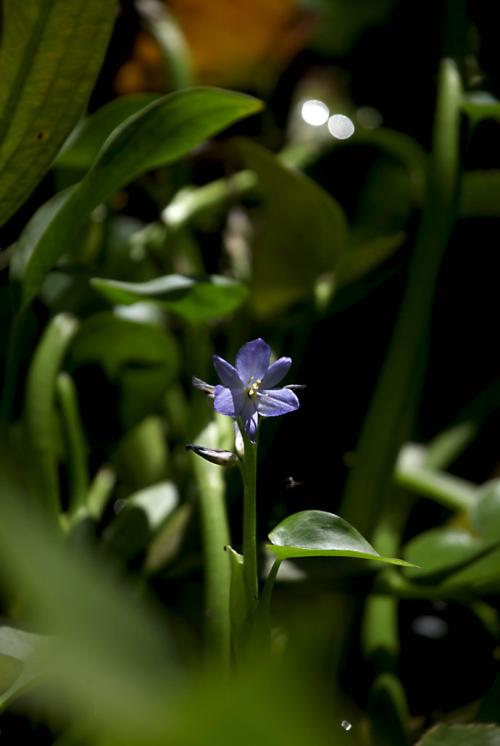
<box><xmin>257</xmin><ymin>388</ymin><xmax>299</xmax><ymax>417</ymax></box>
<box><xmin>261</xmin><ymin>357</ymin><xmax>291</xmax><ymax>388</ymax></box>
<box><xmin>235</xmin><ymin>338</ymin><xmax>271</xmax><ymax>383</ymax></box>
<box><xmin>213</xmin><ymin>355</ymin><xmax>243</xmax><ymax>388</ymax></box>
<box><xmin>213</xmin><ymin>385</ymin><xmax>237</xmax><ymax>416</ymax></box>
<box><xmin>239</xmin><ymin>397</ymin><xmax>259</xmax><ymax>442</ymax></box>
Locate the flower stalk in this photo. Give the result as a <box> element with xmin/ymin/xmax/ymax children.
<box><xmin>240</xmin><ymin>422</ymin><xmax>259</xmax><ymax>613</ymax></box>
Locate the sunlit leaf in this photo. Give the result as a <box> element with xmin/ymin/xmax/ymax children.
<box><xmin>91</xmin><ymin>274</ymin><xmax>248</xmax><ymax>322</ymax></box>
<box><xmin>0</xmin><ymin>0</ymin><xmax>117</xmax><ymax>226</ymax></box>
<box><xmin>462</xmin><ymin>92</ymin><xmax>500</xmax><ymax>125</ymax></box>
<box><xmin>12</xmin><ymin>88</ymin><xmax>262</xmax><ymax>307</ymax></box>
<box><xmin>267</xmin><ymin>510</ymin><xmax>413</xmax><ymax>566</ymax></box>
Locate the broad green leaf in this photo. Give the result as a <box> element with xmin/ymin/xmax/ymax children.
<box><xmin>91</xmin><ymin>274</ymin><xmax>248</xmax><ymax>322</ymax></box>
<box><xmin>403</xmin><ymin>528</ymin><xmax>500</xmax><ymax>585</ymax></box>
<box><xmin>267</xmin><ymin>510</ymin><xmax>412</xmax><ymax>566</ymax></box>
<box><xmin>69</xmin><ymin>312</ymin><xmax>179</xmax><ymax>429</ymax></box>
<box><xmin>238</xmin><ymin>138</ymin><xmax>348</xmax><ymax>316</ymax></box>
<box><xmin>0</xmin><ymin>0</ymin><xmax>117</xmax><ymax>226</ymax></box>
<box><xmin>0</xmin><ymin>626</ymin><xmax>47</xmax><ymax>710</ymax></box>
<box><xmin>460</xmin><ymin>171</ymin><xmax>500</xmax><ymax>218</ymax></box>
<box><xmin>416</xmin><ymin>723</ymin><xmax>500</xmax><ymax>745</ymax></box>
<box><xmin>56</xmin><ymin>94</ymin><xmax>160</xmax><ymax>171</ymax></box>
<box><xmin>472</xmin><ymin>480</ymin><xmax>500</xmax><ymax>541</ymax></box>
<box><xmin>12</xmin><ymin>88</ymin><xmax>262</xmax><ymax>307</ymax></box>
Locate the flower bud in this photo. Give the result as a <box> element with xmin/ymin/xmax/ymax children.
<box><xmin>186</xmin><ymin>444</ymin><xmax>239</xmax><ymax>467</ymax></box>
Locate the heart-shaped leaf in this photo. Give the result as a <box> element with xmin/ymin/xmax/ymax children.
<box><xmin>91</xmin><ymin>274</ymin><xmax>248</xmax><ymax>323</ymax></box>
<box><xmin>267</xmin><ymin>510</ymin><xmax>412</xmax><ymax>566</ymax></box>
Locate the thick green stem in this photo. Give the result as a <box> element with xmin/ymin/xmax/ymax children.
<box><xmin>56</xmin><ymin>372</ymin><xmax>89</xmax><ymax>514</ymax></box>
<box><xmin>240</xmin><ymin>425</ymin><xmax>259</xmax><ymax>610</ymax></box>
<box><xmin>341</xmin><ymin>58</ymin><xmax>462</xmax><ymax>538</ymax></box>
<box><xmin>191</xmin><ymin>422</ymin><xmax>231</xmax><ymax>668</ymax></box>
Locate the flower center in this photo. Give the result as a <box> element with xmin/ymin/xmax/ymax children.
<box><xmin>245</xmin><ymin>376</ymin><xmax>262</xmax><ymax>397</ymax></box>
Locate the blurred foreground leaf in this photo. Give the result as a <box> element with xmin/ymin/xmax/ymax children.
<box><xmin>91</xmin><ymin>274</ymin><xmax>248</xmax><ymax>322</ymax></box>
<box><xmin>268</xmin><ymin>510</ymin><xmax>413</xmax><ymax>566</ymax></box>
<box><xmin>0</xmin><ymin>0</ymin><xmax>117</xmax><ymax>226</ymax></box>
<box><xmin>12</xmin><ymin>88</ymin><xmax>262</xmax><ymax>307</ymax></box>
<box><xmin>0</xmin><ymin>626</ymin><xmax>47</xmax><ymax>710</ymax></box>
<box><xmin>0</xmin><ymin>433</ymin><xmax>177</xmax><ymax>739</ymax></box>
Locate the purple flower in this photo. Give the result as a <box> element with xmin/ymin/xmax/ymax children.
<box><xmin>212</xmin><ymin>338</ymin><xmax>300</xmax><ymax>441</ymax></box>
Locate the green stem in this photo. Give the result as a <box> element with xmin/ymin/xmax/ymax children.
<box><xmin>240</xmin><ymin>424</ymin><xmax>259</xmax><ymax>610</ymax></box>
<box><xmin>191</xmin><ymin>423</ymin><xmax>231</xmax><ymax>668</ymax></box>
<box><xmin>341</xmin><ymin>58</ymin><xmax>462</xmax><ymax>538</ymax></box>
<box><xmin>395</xmin><ymin>444</ymin><xmax>477</xmax><ymax>512</ymax></box>
<box><xmin>56</xmin><ymin>372</ymin><xmax>89</xmax><ymax>514</ymax></box>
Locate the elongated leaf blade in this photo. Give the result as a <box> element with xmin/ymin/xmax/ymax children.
<box><xmin>13</xmin><ymin>88</ymin><xmax>262</xmax><ymax>307</ymax></box>
<box><xmin>91</xmin><ymin>274</ymin><xmax>248</xmax><ymax>322</ymax></box>
<box><xmin>268</xmin><ymin>510</ymin><xmax>413</xmax><ymax>566</ymax></box>
<box><xmin>0</xmin><ymin>0</ymin><xmax>117</xmax><ymax>225</ymax></box>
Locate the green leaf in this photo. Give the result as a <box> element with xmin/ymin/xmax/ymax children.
<box><xmin>0</xmin><ymin>0</ymin><xmax>117</xmax><ymax>226</ymax></box>
<box><xmin>0</xmin><ymin>626</ymin><xmax>47</xmax><ymax>710</ymax></box>
<box><xmin>336</xmin><ymin>233</ymin><xmax>405</xmax><ymax>287</ymax></box>
<box><xmin>226</xmin><ymin>545</ymin><xmax>251</xmax><ymax>656</ymax></box>
<box><xmin>403</xmin><ymin>528</ymin><xmax>500</xmax><ymax>585</ymax></box>
<box><xmin>460</xmin><ymin>171</ymin><xmax>500</xmax><ymax>218</ymax></box>
<box><xmin>56</xmin><ymin>94</ymin><xmax>160</xmax><ymax>171</ymax></box>
<box><xmin>91</xmin><ymin>274</ymin><xmax>248</xmax><ymax>322</ymax></box>
<box><xmin>462</xmin><ymin>91</ymin><xmax>500</xmax><ymax>125</ymax></box>
<box><xmin>472</xmin><ymin>480</ymin><xmax>500</xmax><ymax>541</ymax></box>
<box><xmin>12</xmin><ymin>88</ymin><xmax>262</xmax><ymax>307</ymax></box>
<box><xmin>238</xmin><ymin>138</ymin><xmax>348</xmax><ymax>316</ymax></box>
<box><xmin>267</xmin><ymin>510</ymin><xmax>412</xmax><ymax>566</ymax></box>
<box><xmin>416</xmin><ymin>723</ymin><xmax>500</xmax><ymax>745</ymax></box>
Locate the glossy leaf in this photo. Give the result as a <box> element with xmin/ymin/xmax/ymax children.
<box><xmin>0</xmin><ymin>0</ymin><xmax>117</xmax><ymax>226</ymax></box>
<box><xmin>12</xmin><ymin>88</ymin><xmax>262</xmax><ymax>307</ymax></box>
<box><xmin>267</xmin><ymin>510</ymin><xmax>413</xmax><ymax>566</ymax></box>
<box><xmin>56</xmin><ymin>94</ymin><xmax>159</xmax><ymax>171</ymax></box>
<box><xmin>91</xmin><ymin>274</ymin><xmax>248</xmax><ymax>322</ymax></box>
<box><xmin>238</xmin><ymin>139</ymin><xmax>348</xmax><ymax>316</ymax></box>
<box><xmin>416</xmin><ymin>723</ymin><xmax>500</xmax><ymax>745</ymax></box>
